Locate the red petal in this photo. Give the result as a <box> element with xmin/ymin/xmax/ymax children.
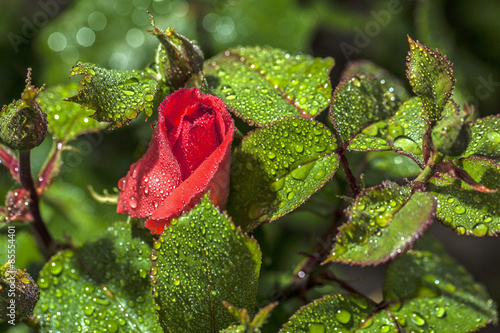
<box><xmin>117</xmin><ymin>123</ymin><xmax>182</xmax><ymax>218</ymax></box>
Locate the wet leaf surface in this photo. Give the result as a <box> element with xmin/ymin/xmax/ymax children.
<box><xmin>227</xmin><ymin>117</ymin><xmax>339</xmax><ymax>231</ymax></box>
<box><xmin>151</xmin><ymin>195</ymin><xmax>262</xmax><ymax>333</ymax></box>
<box><xmin>205</xmin><ymin>46</ymin><xmax>333</xmax><ymax>126</ymax></box>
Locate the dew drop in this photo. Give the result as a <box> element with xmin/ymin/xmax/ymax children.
<box><xmin>453</xmin><ymin>206</ymin><xmax>466</xmax><ymax>214</ymax></box>
<box><xmin>84</xmin><ymin>304</ymin><xmax>94</xmax><ymax>316</ymax></box>
<box><xmin>118</xmin><ymin>178</ymin><xmax>127</xmax><ymax>191</ymax></box>
<box><xmin>267</xmin><ymin>151</ymin><xmax>276</xmax><ymax>159</ymax></box>
<box><xmin>129</xmin><ymin>196</ymin><xmax>138</xmax><ymax>209</ymax></box>
<box><xmin>270</xmin><ymin>177</ymin><xmax>285</xmax><ymax>192</ymax></box>
<box><xmin>473</xmin><ymin>223</ymin><xmax>488</xmax><ymax>236</ymax></box>
<box><xmin>411</xmin><ymin>313</ymin><xmax>426</xmax><ymax>326</ymax></box>
<box><xmin>335</xmin><ymin>309</ymin><xmax>351</xmax><ymax>324</ymax></box>
<box><xmin>49</xmin><ymin>257</ymin><xmax>64</xmax><ymax>276</ymax></box>
<box><xmin>434</xmin><ymin>306</ymin><xmax>446</xmax><ymax>318</ymax></box>
<box><xmin>294</xmin><ymin>143</ymin><xmax>304</xmax><ymax>153</ymax></box>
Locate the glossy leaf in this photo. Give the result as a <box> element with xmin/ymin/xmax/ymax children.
<box><xmin>279</xmin><ymin>294</ymin><xmax>395</xmax><ymax>332</ymax></box>
<box><xmin>458</xmin><ymin>115</ymin><xmax>500</xmax><ymax>159</ymax></box>
<box><xmin>38</xmin><ymin>83</ymin><xmax>107</xmax><ymax>142</ymax></box>
<box><xmin>227</xmin><ymin>117</ymin><xmax>339</xmax><ymax>231</ymax></box>
<box><xmin>430</xmin><ymin>157</ymin><xmax>500</xmax><ymax>236</ymax></box>
<box><xmin>151</xmin><ymin>195</ymin><xmax>262</xmax><ymax>333</ymax></box>
<box><xmin>326</xmin><ymin>182</ymin><xmax>435</xmax><ymax>266</ymax></box>
<box><xmin>406</xmin><ymin>36</ymin><xmax>455</xmax><ymax>124</ymax></box>
<box><xmin>331</xmin><ymin>73</ymin><xmax>403</xmax><ymax>145</ymax></box>
<box><xmin>33</xmin><ymin>223</ymin><xmax>161</xmax><ymax>332</ymax></box>
<box><xmin>384</xmin><ymin>240</ymin><xmax>498</xmax><ymax>332</ymax></box>
<box><xmin>205</xmin><ymin>46</ymin><xmax>334</xmax><ymax>126</ymax></box>
<box><xmin>341</xmin><ymin>59</ymin><xmax>410</xmax><ymax>102</ymax></box>
<box><xmin>66</xmin><ymin>62</ymin><xmax>159</xmax><ymax>128</ymax></box>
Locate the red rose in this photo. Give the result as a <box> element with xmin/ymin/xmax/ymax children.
<box><xmin>117</xmin><ymin>88</ymin><xmax>234</xmax><ymax>234</ymax></box>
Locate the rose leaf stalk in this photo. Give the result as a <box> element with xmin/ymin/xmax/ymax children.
<box><xmin>18</xmin><ymin>150</ymin><xmax>55</xmax><ymax>259</ymax></box>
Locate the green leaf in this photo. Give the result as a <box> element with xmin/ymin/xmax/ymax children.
<box><xmin>38</xmin><ymin>83</ymin><xmax>107</xmax><ymax>142</ymax></box>
<box><xmin>331</xmin><ymin>73</ymin><xmax>403</xmax><ymax>145</ymax></box>
<box><xmin>205</xmin><ymin>46</ymin><xmax>334</xmax><ymax>126</ymax></box>
<box><xmin>341</xmin><ymin>59</ymin><xmax>410</xmax><ymax>102</ymax></box>
<box><xmin>384</xmin><ymin>240</ymin><xmax>498</xmax><ymax>332</ymax></box>
<box><xmin>279</xmin><ymin>294</ymin><xmax>395</xmax><ymax>332</ymax></box>
<box><xmin>151</xmin><ymin>195</ymin><xmax>262</xmax><ymax>333</ymax></box>
<box><xmin>347</xmin><ymin>120</ymin><xmax>392</xmax><ymax>152</ymax></box>
<box><xmin>227</xmin><ymin>117</ymin><xmax>339</xmax><ymax>231</ymax></box>
<box><xmin>458</xmin><ymin>115</ymin><xmax>500</xmax><ymax>159</ymax></box>
<box><xmin>429</xmin><ymin>157</ymin><xmax>500</xmax><ymax>236</ymax></box>
<box><xmin>325</xmin><ymin>182</ymin><xmax>435</xmax><ymax>266</ymax></box>
<box><xmin>66</xmin><ymin>62</ymin><xmax>159</xmax><ymax>128</ymax></box>
<box><xmin>406</xmin><ymin>36</ymin><xmax>455</xmax><ymax>124</ymax></box>
<box><xmin>33</xmin><ymin>223</ymin><xmax>161</xmax><ymax>332</ymax></box>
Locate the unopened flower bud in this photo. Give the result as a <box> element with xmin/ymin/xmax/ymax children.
<box><xmin>0</xmin><ymin>69</ymin><xmax>47</xmax><ymax>151</ymax></box>
<box><xmin>148</xmin><ymin>14</ymin><xmax>204</xmax><ymax>90</ymax></box>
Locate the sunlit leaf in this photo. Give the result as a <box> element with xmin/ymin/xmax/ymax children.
<box><xmin>33</xmin><ymin>223</ymin><xmax>161</xmax><ymax>332</ymax></box>
<box><xmin>38</xmin><ymin>83</ymin><xmax>107</xmax><ymax>142</ymax></box>
<box><xmin>151</xmin><ymin>195</ymin><xmax>262</xmax><ymax>333</ymax></box>
<box><xmin>205</xmin><ymin>46</ymin><xmax>334</xmax><ymax>126</ymax></box>
<box><xmin>406</xmin><ymin>36</ymin><xmax>455</xmax><ymax>124</ymax></box>
<box><xmin>429</xmin><ymin>157</ymin><xmax>500</xmax><ymax>236</ymax></box>
<box><xmin>66</xmin><ymin>62</ymin><xmax>159</xmax><ymax>128</ymax></box>
<box><xmin>331</xmin><ymin>73</ymin><xmax>403</xmax><ymax>145</ymax></box>
<box><xmin>227</xmin><ymin>117</ymin><xmax>339</xmax><ymax>231</ymax></box>
<box><xmin>326</xmin><ymin>182</ymin><xmax>435</xmax><ymax>266</ymax></box>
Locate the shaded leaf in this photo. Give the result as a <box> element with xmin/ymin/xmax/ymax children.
<box><xmin>341</xmin><ymin>59</ymin><xmax>410</xmax><ymax>102</ymax></box>
<box><xmin>384</xmin><ymin>240</ymin><xmax>498</xmax><ymax>332</ymax></box>
<box><xmin>205</xmin><ymin>46</ymin><xmax>333</xmax><ymax>126</ymax></box>
<box><xmin>429</xmin><ymin>157</ymin><xmax>500</xmax><ymax>236</ymax></box>
<box><xmin>458</xmin><ymin>115</ymin><xmax>500</xmax><ymax>159</ymax></box>
<box><xmin>227</xmin><ymin>117</ymin><xmax>339</xmax><ymax>231</ymax></box>
<box><xmin>326</xmin><ymin>182</ymin><xmax>435</xmax><ymax>266</ymax></box>
<box><xmin>331</xmin><ymin>73</ymin><xmax>403</xmax><ymax>146</ymax></box>
<box><xmin>406</xmin><ymin>36</ymin><xmax>455</xmax><ymax>124</ymax></box>
<box><xmin>33</xmin><ymin>223</ymin><xmax>161</xmax><ymax>332</ymax></box>
<box><xmin>38</xmin><ymin>83</ymin><xmax>107</xmax><ymax>142</ymax></box>
<box><xmin>66</xmin><ymin>62</ymin><xmax>159</xmax><ymax>128</ymax></box>
<box><xmin>151</xmin><ymin>195</ymin><xmax>262</xmax><ymax>333</ymax></box>
<box><xmin>279</xmin><ymin>294</ymin><xmax>397</xmax><ymax>332</ymax></box>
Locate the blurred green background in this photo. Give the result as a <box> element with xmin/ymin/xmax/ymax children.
<box><xmin>1</xmin><ymin>0</ymin><xmax>500</xmax><ymax>332</ymax></box>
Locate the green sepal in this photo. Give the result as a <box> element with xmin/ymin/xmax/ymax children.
<box><xmin>151</xmin><ymin>194</ymin><xmax>262</xmax><ymax>333</ymax></box>
<box><xmin>0</xmin><ymin>262</ymin><xmax>39</xmax><ymax>322</ymax></box>
<box><xmin>38</xmin><ymin>83</ymin><xmax>107</xmax><ymax>142</ymax></box>
<box><xmin>325</xmin><ymin>182</ymin><xmax>435</xmax><ymax>266</ymax></box>
<box><xmin>33</xmin><ymin>223</ymin><xmax>162</xmax><ymax>332</ymax></box>
<box><xmin>205</xmin><ymin>46</ymin><xmax>334</xmax><ymax>126</ymax></box>
<box><xmin>227</xmin><ymin>117</ymin><xmax>339</xmax><ymax>231</ymax></box>
<box><xmin>0</xmin><ymin>69</ymin><xmax>47</xmax><ymax>151</ymax></box>
<box><xmin>384</xmin><ymin>237</ymin><xmax>498</xmax><ymax>332</ymax></box>
<box><xmin>456</xmin><ymin>115</ymin><xmax>500</xmax><ymax>159</ymax></box>
<box><xmin>406</xmin><ymin>36</ymin><xmax>455</xmax><ymax>124</ymax></box>
<box><xmin>66</xmin><ymin>62</ymin><xmax>159</xmax><ymax>128</ymax></box>
<box><xmin>148</xmin><ymin>15</ymin><xmax>204</xmax><ymax>90</ymax></box>
<box><xmin>430</xmin><ymin>157</ymin><xmax>500</xmax><ymax>236</ymax></box>
<box><xmin>331</xmin><ymin>73</ymin><xmax>403</xmax><ymax>146</ymax></box>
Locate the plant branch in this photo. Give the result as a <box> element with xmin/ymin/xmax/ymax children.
<box><xmin>340</xmin><ymin>153</ymin><xmax>359</xmax><ymax>196</ymax></box>
<box><xmin>18</xmin><ymin>150</ymin><xmax>55</xmax><ymax>259</ymax></box>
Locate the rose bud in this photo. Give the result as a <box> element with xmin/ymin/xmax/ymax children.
<box><xmin>149</xmin><ymin>19</ymin><xmax>204</xmax><ymax>90</ymax></box>
<box><xmin>0</xmin><ymin>69</ymin><xmax>47</xmax><ymax>151</ymax></box>
<box><xmin>117</xmin><ymin>88</ymin><xmax>234</xmax><ymax>234</ymax></box>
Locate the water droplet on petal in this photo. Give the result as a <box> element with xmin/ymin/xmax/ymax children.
<box><xmin>129</xmin><ymin>196</ymin><xmax>138</xmax><ymax>209</ymax></box>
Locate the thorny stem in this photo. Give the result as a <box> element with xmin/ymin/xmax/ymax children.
<box><xmin>414</xmin><ymin>152</ymin><xmax>444</xmax><ymax>184</ymax></box>
<box><xmin>18</xmin><ymin>150</ymin><xmax>55</xmax><ymax>259</ymax></box>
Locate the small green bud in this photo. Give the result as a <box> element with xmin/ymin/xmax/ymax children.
<box><xmin>148</xmin><ymin>14</ymin><xmax>204</xmax><ymax>90</ymax></box>
<box><xmin>0</xmin><ymin>261</ymin><xmax>40</xmax><ymax>322</ymax></box>
<box><xmin>0</xmin><ymin>69</ymin><xmax>47</xmax><ymax>151</ymax></box>
<box><xmin>431</xmin><ymin>113</ymin><xmax>471</xmax><ymax>156</ymax></box>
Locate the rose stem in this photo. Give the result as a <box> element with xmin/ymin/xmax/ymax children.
<box><xmin>19</xmin><ymin>150</ymin><xmax>55</xmax><ymax>259</ymax></box>
<box><xmin>340</xmin><ymin>153</ymin><xmax>359</xmax><ymax>196</ymax></box>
